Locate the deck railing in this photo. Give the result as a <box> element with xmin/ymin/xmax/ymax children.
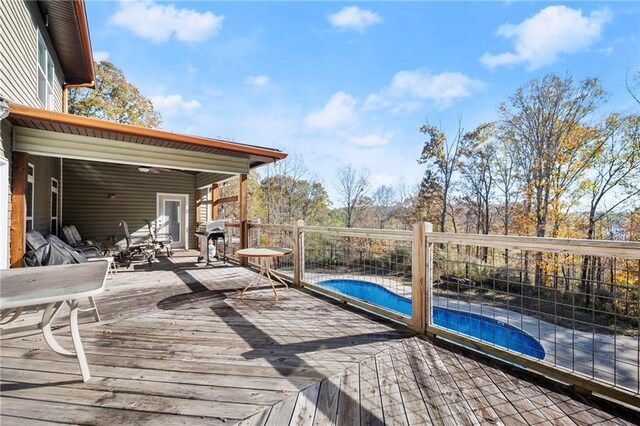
<box><xmin>232</xmin><ymin>220</ymin><xmax>640</xmax><ymax>406</ymax></box>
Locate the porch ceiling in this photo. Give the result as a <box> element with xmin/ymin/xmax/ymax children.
<box><xmin>7</xmin><ymin>102</ymin><xmax>287</xmax><ymax>172</ymax></box>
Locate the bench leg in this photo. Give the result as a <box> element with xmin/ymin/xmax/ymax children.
<box><xmin>68</xmin><ymin>299</ymin><xmax>91</xmax><ymax>382</ymax></box>
<box><xmin>41</xmin><ymin>300</ymin><xmax>92</xmax><ymax>382</ymax></box>
<box><xmin>88</xmin><ymin>297</ymin><xmax>101</xmax><ymax>322</ymax></box>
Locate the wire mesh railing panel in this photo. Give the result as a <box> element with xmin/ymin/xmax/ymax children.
<box><xmin>302</xmin><ymin>230</ymin><xmax>413</xmax><ymax>319</ymax></box>
<box><xmin>430</xmin><ymin>242</ymin><xmax>640</xmax><ymax>395</ymax></box>
<box><xmin>247</xmin><ymin>224</ymin><xmax>295</xmax><ymax>276</ymax></box>
<box><xmin>224</xmin><ymin>222</ymin><xmax>241</xmax><ymax>259</ymax></box>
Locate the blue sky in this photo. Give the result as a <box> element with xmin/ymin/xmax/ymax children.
<box><xmin>85</xmin><ymin>1</ymin><xmax>640</xmax><ymax>204</ymax></box>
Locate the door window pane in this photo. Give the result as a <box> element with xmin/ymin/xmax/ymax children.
<box><xmin>164</xmin><ymin>200</ymin><xmax>181</xmax><ymax>241</ymax></box>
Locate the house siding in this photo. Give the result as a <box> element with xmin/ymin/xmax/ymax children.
<box><xmin>63</xmin><ymin>160</ymin><xmax>197</xmax><ymax>249</ymax></box>
<box><xmin>28</xmin><ymin>155</ymin><xmax>61</xmax><ymax>236</ymax></box>
<box><xmin>0</xmin><ymin>0</ymin><xmax>64</xmax><ymax>111</ymax></box>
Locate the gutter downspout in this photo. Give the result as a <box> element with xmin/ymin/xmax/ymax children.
<box><xmin>62</xmin><ymin>82</ymin><xmax>95</xmax><ymax>113</ymax></box>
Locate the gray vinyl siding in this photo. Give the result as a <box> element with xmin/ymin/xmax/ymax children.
<box><xmin>0</xmin><ymin>0</ymin><xmax>64</xmax><ymax>110</ymax></box>
<box><xmin>62</xmin><ymin>160</ymin><xmax>197</xmax><ymax>249</ymax></box>
<box><xmin>29</xmin><ymin>155</ymin><xmax>61</xmax><ymax>236</ymax></box>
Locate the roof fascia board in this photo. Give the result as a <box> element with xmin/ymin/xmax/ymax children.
<box><xmin>8</xmin><ymin>102</ymin><xmax>287</xmax><ymax>160</ymax></box>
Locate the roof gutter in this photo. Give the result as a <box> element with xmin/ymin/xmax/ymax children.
<box><xmin>70</xmin><ymin>0</ymin><xmax>95</xmax><ymax>88</ymax></box>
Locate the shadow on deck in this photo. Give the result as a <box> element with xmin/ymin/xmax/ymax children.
<box><xmin>0</xmin><ymin>251</ymin><xmax>637</xmax><ymax>425</ymax></box>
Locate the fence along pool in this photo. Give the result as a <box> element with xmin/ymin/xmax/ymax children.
<box><xmin>234</xmin><ymin>221</ymin><xmax>640</xmax><ymax>406</ymax></box>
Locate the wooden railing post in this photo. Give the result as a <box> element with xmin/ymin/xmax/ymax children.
<box><xmin>10</xmin><ymin>152</ymin><xmax>28</xmax><ymax>268</ymax></box>
<box><xmin>293</xmin><ymin>219</ymin><xmax>305</xmax><ymax>285</ymax></box>
<box><xmin>238</xmin><ymin>174</ymin><xmax>248</xmax><ymax>266</ymax></box>
<box><xmin>411</xmin><ymin>221</ymin><xmax>432</xmax><ymax>333</ymax></box>
<box><xmin>211</xmin><ymin>183</ymin><xmax>219</xmax><ymax>221</ymax></box>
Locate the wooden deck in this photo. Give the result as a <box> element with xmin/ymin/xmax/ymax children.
<box><xmin>1</xmin><ymin>251</ymin><xmax>637</xmax><ymax>425</ymax></box>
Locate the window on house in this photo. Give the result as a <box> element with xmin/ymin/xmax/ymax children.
<box><xmin>50</xmin><ymin>178</ymin><xmax>58</xmax><ymax>235</ymax></box>
<box><xmin>26</xmin><ymin>163</ymin><xmax>35</xmax><ymax>232</ymax></box>
<box><xmin>37</xmin><ymin>32</ymin><xmax>55</xmax><ymax>109</ymax></box>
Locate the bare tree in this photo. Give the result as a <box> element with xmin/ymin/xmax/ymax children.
<box><xmin>494</xmin><ymin>134</ymin><xmax>521</xmax><ymax>235</ymax></box>
<box><xmin>500</xmin><ymin>74</ymin><xmax>607</xmax><ymax>239</ymax></box>
<box><xmin>460</xmin><ymin>122</ymin><xmax>497</xmax><ymax>236</ymax></box>
<box><xmin>418</xmin><ymin>118</ymin><xmax>466</xmax><ymax>233</ymax></box>
<box><xmin>626</xmin><ymin>66</ymin><xmax>640</xmax><ymax>105</ymax></box>
<box><xmin>372</xmin><ymin>185</ymin><xmax>396</xmax><ymax>229</ymax></box>
<box><xmin>577</xmin><ymin>113</ymin><xmax>640</xmax><ymax>304</ymax></box>
<box><xmin>334</xmin><ymin>165</ymin><xmax>372</xmax><ymax>228</ymax></box>
<box><xmin>499</xmin><ymin>74</ymin><xmax>607</xmax><ymax>286</ymax></box>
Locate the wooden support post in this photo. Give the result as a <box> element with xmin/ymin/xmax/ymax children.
<box><xmin>10</xmin><ymin>152</ymin><xmax>28</xmax><ymax>268</ymax></box>
<box><xmin>238</xmin><ymin>174</ymin><xmax>248</xmax><ymax>266</ymax></box>
<box><xmin>211</xmin><ymin>184</ymin><xmax>219</xmax><ymax>221</ymax></box>
<box><xmin>411</xmin><ymin>221</ymin><xmax>432</xmax><ymax>333</ymax></box>
<box><xmin>293</xmin><ymin>219</ymin><xmax>305</xmax><ymax>286</ymax></box>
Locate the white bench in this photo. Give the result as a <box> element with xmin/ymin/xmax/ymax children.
<box><xmin>0</xmin><ymin>261</ymin><xmax>110</xmax><ymax>382</ymax></box>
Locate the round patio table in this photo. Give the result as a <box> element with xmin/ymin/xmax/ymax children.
<box><xmin>236</xmin><ymin>247</ymin><xmax>292</xmax><ymax>300</ymax></box>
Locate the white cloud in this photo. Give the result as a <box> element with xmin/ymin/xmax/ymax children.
<box><xmin>150</xmin><ymin>95</ymin><xmax>201</xmax><ymax>115</ymax></box>
<box><xmin>304</xmin><ymin>92</ymin><xmax>358</xmax><ymax>130</ymax></box>
<box><xmin>364</xmin><ymin>69</ymin><xmax>486</xmax><ymax>111</ymax></box>
<box><xmin>328</xmin><ymin>6</ymin><xmax>382</xmax><ymax>33</ymax></box>
<box><xmin>481</xmin><ymin>6</ymin><xmax>612</xmax><ymax>71</ymax></box>
<box><xmin>93</xmin><ymin>51</ymin><xmax>110</xmax><ymax>62</ymax></box>
<box><xmin>371</xmin><ymin>172</ymin><xmax>399</xmax><ymax>187</ymax></box>
<box><xmin>110</xmin><ymin>1</ymin><xmax>224</xmax><ymax>43</ymax></box>
<box><xmin>245</xmin><ymin>75</ymin><xmax>270</xmax><ymax>87</ymax></box>
<box><xmin>348</xmin><ymin>132</ymin><xmax>394</xmax><ymax>148</ymax></box>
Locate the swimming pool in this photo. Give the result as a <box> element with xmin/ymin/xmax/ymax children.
<box><xmin>317</xmin><ymin>279</ymin><xmax>545</xmax><ymax>360</ymax></box>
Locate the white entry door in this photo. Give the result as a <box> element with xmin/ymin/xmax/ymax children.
<box><xmin>157</xmin><ymin>193</ymin><xmax>188</xmax><ymax>249</ymax></box>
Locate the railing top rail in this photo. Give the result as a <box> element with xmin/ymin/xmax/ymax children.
<box><xmin>300</xmin><ymin>225</ymin><xmax>413</xmax><ymax>241</ymax></box>
<box><xmin>250</xmin><ymin>223</ymin><xmax>294</xmax><ymax>231</ymax></box>
<box><xmin>427</xmin><ymin>232</ymin><xmax>640</xmax><ymax>259</ymax></box>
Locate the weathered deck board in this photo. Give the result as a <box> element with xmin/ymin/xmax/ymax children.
<box><xmin>289</xmin><ymin>381</ymin><xmax>320</xmax><ymax>425</ymax></box>
<box><xmin>1</xmin><ymin>251</ymin><xmax>637</xmax><ymax>425</ymax></box>
<box><xmin>403</xmin><ymin>338</ymin><xmax>458</xmax><ymax>425</ymax></box>
<box><xmin>311</xmin><ymin>369</ymin><xmax>342</xmax><ymax>426</ymax></box>
<box><xmin>263</xmin><ymin>395</ymin><xmax>297</xmax><ymax>426</ymax></box>
<box><xmin>375</xmin><ymin>349</ymin><xmax>408</xmax><ymax>425</ymax></box>
<box><xmin>358</xmin><ymin>354</ymin><xmax>384</xmax><ymax>426</ymax></box>
<box><xmin>388</xmin><ymin>344</ymin><xmax>432</xmax><ymax>425</ymax></box>
<box><xmin>335</xmin><ymin>365</ymin><xmax>360</xmax><ymax>426</ymax></box>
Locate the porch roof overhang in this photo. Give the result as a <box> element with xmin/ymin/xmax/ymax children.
<box><xmin>37</xmin><ymin>0</ymin><xmax>95</xmax><ymax>87</ymax></box>
<box><xmin>7</xmin><ymin>102</ymin><xmax>288</xmax><ymax>176</ymax></box>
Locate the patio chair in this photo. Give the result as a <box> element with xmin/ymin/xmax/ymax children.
<box><xmin>23</xmin><ymin>230</ymin><xmax>102</xmax><ymax>322</ymax></box>
<box><xmin>47</xmin><ymin>234</ymin><xmax>117</xmax><ymax>277</ymax></box>
<box><xmin>144</xmin><ymin>219</ymin><xmax>173</xmax><ymax>258</ymax></box>
<box><xmin>61</xmin><ymin>225</ymin><xmax>106</xmax><ymax>254</ymax></box>
<box><xmin>115</xmin><ymin>220</ymin><xmax>156</xmax><ymax>268</ymax></box>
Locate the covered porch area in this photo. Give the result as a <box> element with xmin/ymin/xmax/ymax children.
<box><xmin>0</xmin><ymin>251</ymin><xmax>636</xmax><ymax>425</ymax></box>
<box><xmin>4</xmin><ymin>102</ymin><xmax>286</xmax><ymax>267</ymax></box>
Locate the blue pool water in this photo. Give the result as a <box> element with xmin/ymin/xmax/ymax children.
<box><xmin>317</xmin><ymin>279</ymin><xmax>545</xmax><ymax>360</ymax></box>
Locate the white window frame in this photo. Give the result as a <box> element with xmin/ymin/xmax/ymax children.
<box><xmin>50</xmin><ymin>177</ymin><xmax>59</xmax><ymax>235</ymax></box>
<box><xmin>37</xmin><ymin>31</ymin><xmax>55</xmax><ymax>109</ymax></box>
<box><xmin>26</xmin><ymin>163</ymin><xmax>35</xmax><ymax>232</ymax></box>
